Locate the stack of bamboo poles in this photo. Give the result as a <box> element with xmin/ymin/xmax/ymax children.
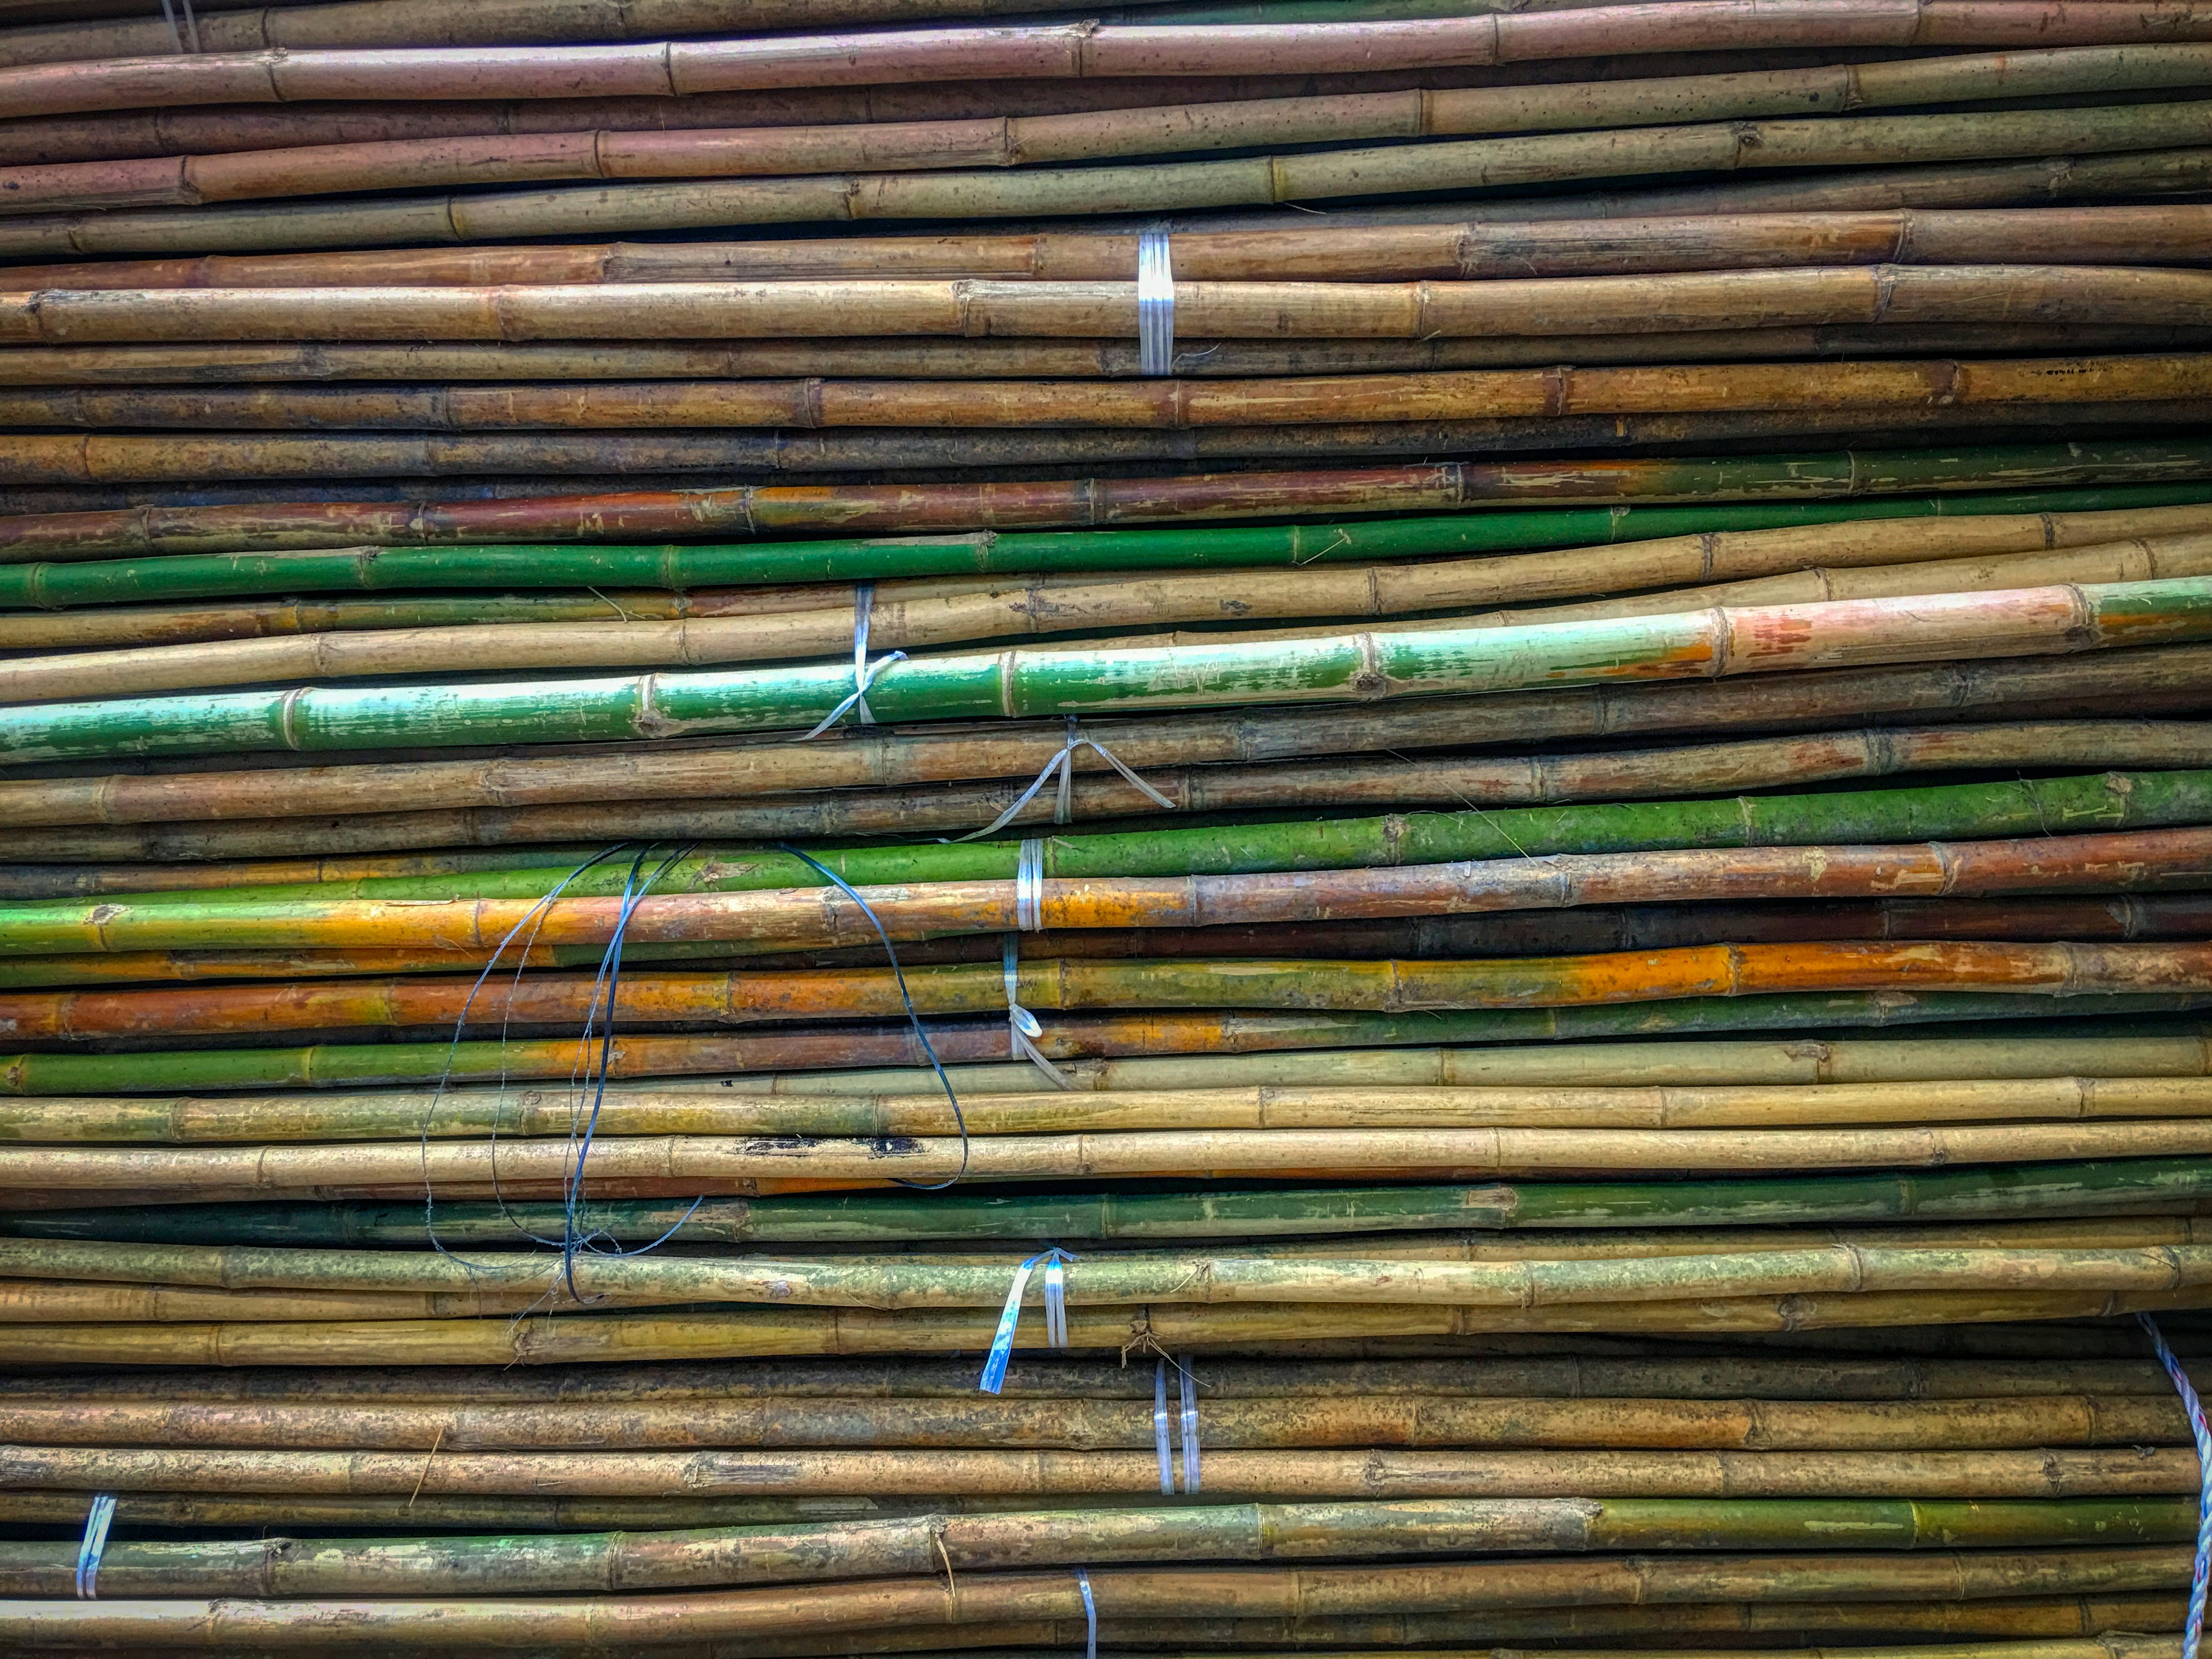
<box><xmin>15</xmin><ymin>0</ymin><xmax>2212</xmax><ymax>1655</ymax></box>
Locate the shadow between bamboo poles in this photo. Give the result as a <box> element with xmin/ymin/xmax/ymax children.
<box><xmin>26</xmin><ymin>205</ymin><xmax>2212</xmax><ymax>291</ymax></box>
<box><xmin>7</xmin><ymin>439</ymin><xmax>2207</xmax><ymax>558</ymax></box>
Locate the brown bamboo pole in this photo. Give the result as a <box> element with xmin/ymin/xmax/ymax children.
<box><xmin>14</xmin><ymin>1119</ymin><xmax>2212</xmax><ymax>1192</ymax></box>
<box><xmin>0</xmin><ymin>1389</ymin><xmax>2183</xmax><ymax>1447</ymax></box>
<box><xmin>13</xmin><ymin>47</ymin><xmax>2212</xmax><ymax>212</ymax></box>
<box><xmin>5</xmin><ymin>642</ymin><xmax>2202</xmax><ymax>831</ymax></box>
<box><xmin>12</xmin><ymin>1076</ymin><xmax>2208</xmax><ymax>1143</ymax></box>
<box><xmin>12</xmin><ymin>326</ymin><xmax>2212</xmax><ymax>387</ymax></box>
<box><xmin>12</xmin><ymin>204</ymin><xmax>2212</xmax><ymax>291</ymax></box>
<box><xmin>9</xmin><ymin>521</ymin><xmax>2211</xmax><ymax>707</ymax></box>
<box><xmin>12</xmin><ymin>268</ymin><xmax>2212</xmax><ymax>346</ymax></box>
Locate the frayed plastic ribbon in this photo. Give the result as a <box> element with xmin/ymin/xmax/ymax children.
<box><xmin>1003</xmin><ymin>934</ymin><xmax>1070</xmax><ymax>1090</ymax></box>
<box><xmin>803</xmin><ymin>580</ymin><xmax>906</xmax><ymax>739</ymax></box>
<box><xmin>957</xmin><ymin>715</ymin><xmax>1177</xmax><ymax>842</ymax></box>
<box><xmin>1138</xmin><ymin>228</ymin><xmax>1174</xmax><ymax>376</ymax></box>
<box><xmin>978</xmin><ymin>1246</ymin><xmax>1077</xmax><ymax>1393</ymax></box>
<box><xmin>75</xmin><ymin>1493</ymin><xmax>115</xmax><ymax>1600</ymax></box>
<box><xmin>2141</xmin><ymin>1312</ymin><xmax>2211</xmax><ymax>1659</ymax></box>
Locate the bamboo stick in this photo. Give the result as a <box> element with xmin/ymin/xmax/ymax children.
<box><xmin>14</xmin><ymin>203</ymin><xmax>2212</xmax><ymax>292</ymax></box>
<box><xmin>0</xmin><ymin>1498</ymin><xmax>2182</xmax><ymax>1598</ymax></box>
<box><xmin>12</xmin><ymin>47</ymin><xmax>2212</xmax><ymax>213</ymax></box>
<box><xmin>12</xmin><ymin>1074</ymin><xmax>2208</xmax><ymax>1143</ymax></box>
<box><xmin>5</xmin><ymin>642</ymin><xmax>2202</xmax><ymax>833</ymax></box>
<box><xmin>5</xmin><ymin>441</ymin><xmax>2202</xmax><ymax>559</ymax></box>
<box><xmin>6</xmin><ymin>575</ymin><xmax>2208</xmax><ymax>765</ymax></box>
<box><xmin>14</xmin><ymin>267</ymin><xmax>2212</xmax><ymax>347</ymax></box>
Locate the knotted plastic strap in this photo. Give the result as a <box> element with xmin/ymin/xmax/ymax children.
<box><xmin>1154</xmin><ymin>1359</ymin><xmax>1173</xmax><ymax>1494</ymax></box>
<box><xmin>1003</xmin><ymin>935</ymin><xmax>1070</xmax><ymax>1090</ymax></box>
<box><xmin>75</xmin><ymin>1493</ymin><xmax>116</xmax><ymax>1600</ymax></box>
<box><xmin>1015</xmin><ymin>837</ymin><xmax>1045</xmax><ymax>933</ymax></box>
<box><xmin>1138</xmin><ymin>229</ymin><xmax>1175</xmax><ymax>376</ymax></box>
<box><xmin>978</xmin><ymin>1246</ymin><xmax>1076</xmax><ymax>1393</ymax></box>
<box><xmin>957</xmin><ymin>715</ymin><xmax>1177</xmax><ymax>842</ymax></box>
<box><xmin>802</xmin><ymin>581</ymin><xmax>907</xmax><ymax>739</ymax></box>
<box><xmin>1076</xmin><ymin>1567</ymin><xmax>1098</xmax><ymax>1659</ymax></box>
<box><xmin>1178</xmin><ymin>1353</ymin><xmax>1201</xmax><ymax>1494</ymax></box>
<box><xmin>2143</xmin><ymin>1312</ymin><xmax>2211</xmax><ymax>1659</ymax></box>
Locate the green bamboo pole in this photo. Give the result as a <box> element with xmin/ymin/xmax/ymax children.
<box><xmin>0</xmin><ymin>1498</ymin><xmax>2190</xmax><ymax>1598</ymax></box>
<box><xmin>12</xmin><ymin>1156</ymin><xmax>2207</xmax><ymax>1246</ymax></box>
<box><xmin>4</xmin><ymin>574</ymin><xmax>2207</xmax><ymax>765</ymax></box>
<box><xmin>4</xmin><ymin>994</ymin><xmax>2205</xmax><ymax>1094</ymax></box>
<box><xmin>10</xmin><ymin>766</ymin><xmax>2203</xmax><ymax>930</ymax></box>
<box><xmin>8</xmin><ymin>479</ymin><xmax>2205</xmax><ymax>595</ymax></box>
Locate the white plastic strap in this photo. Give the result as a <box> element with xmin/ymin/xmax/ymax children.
<box><xmin>802</xmin><ymin>580</ymin><xmax>907</xmax><ymax>739</ymax></box>
<box><xmin>1154</xmin><ymin>1359</ymin><xmax>1174</xmax><ymax>1494</ymax></box>
<box><xmin>159</xmin><ymin>0</ymin><xmax>200</xmax><ymax>50</ymax></box>
<box><xmin>1014</xmin><ymin>837</ymin><xmax>1046</xmax><ymax>933</ymax></box>
<box><xmin>958</xmin><ymin>715</ymin><xmax>1178</xmax><ymax>843</ymax></box>
<box><xmin>75</xmin><ymin>1493</ymin><xmax>116</xmax><ymax>1600</ymax></box>
<box><xmin>1003</xmin><ymin>935</ymin><xmax>1070</xmax><ymax>1090</ymax></box>
<box><xmin>1138</xmin><ymin>229</ymin><xmax>1174</xmax><ymax>376</ymax></box>
<box><xmin>1178</xmin><ymin>1354</ymin><xmax>1201</xmax><ymax>1494</ymax></box>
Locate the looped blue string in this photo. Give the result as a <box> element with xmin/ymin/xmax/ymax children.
<box><xmin>979</xmin><ymin>1246</ymin><xmax>1077</xmax><ymax>1394</ymax></box>
<box><xmin>803</xmin><ymin>581</ymin><xmax>906</xmax><ymax>739</ymax></box>
<box><xmin>2141</xmin><ymin>1312</ymin><xmax>2211</xmax><ymax>1659</ymax></box>
<box><xmin>75</xmin><ymin>1493</ymin><xmax>115</xmax><ymax>1600</ymax></box>
<box><xmin>1076</xmin><ymin>1566</ymin><xmax>1098</xmax><ymax>1659</ymax></box>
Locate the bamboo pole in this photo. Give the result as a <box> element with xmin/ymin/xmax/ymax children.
<box><xmin>12</xmin><ymin>6</ymin><xmax>2212</xmax><ymax>121</ymax></box>
<box><xmin>5</xmin><ymin>575</ymin><xmax>2207</xmax><ymax>765</ymax></box>
<box><xmin>10</xmin><ymin>522</ymin><xmax>2212</xmax><ymax>706</ymax></box>
<box><xmin>5</xmin><ymin>441</ymin><xmax>2204</xmax><ymax>558</ymax></box>
<box><xmin>0</xmin><ymin>1498</ymin><xmax>2185</xmax><ymax>1599</ymax></box>
<box><xmin>7</xmin><ymin>765</ymin><xmax>2200</xmax><ymax>944</ymax></box>
<box><xmin>5</xmin><ymin>641</ymin><xmax>2202</xmax><ymax>833</ymax></box>
<box><xmin>14</xmin><ymin>203</ymin><xmax>2212</xmax><ymax>291</ymax></box>
<box><xmin>13</xmin><ymin>268</ymin><xmax>2212</xmax><ymax>347</ymax></box>
<box><xmin>18</xmin><ymin>1155</ymin><xmax>2212</xmax><ymax>1246</ymax></box>
<box><xmin>12</xmin><ymin>47</ymin><xmax>2212</xmax><ymax>213</ymax></box>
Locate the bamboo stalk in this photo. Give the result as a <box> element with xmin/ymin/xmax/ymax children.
<box><xmin>0</xmin><ymin>1498</ymin><xmax>2183</xmax><ymax>1598</ymax></box>
<box><xmin>5</xmin><ymin>642</ymin><xmax>2203</xmax><ymax>833</ymax></box>
<box><xmin>12</xmin><ymin>47</ymin><xmax>2212</xmax><ymax>213</ymax></box>
<box><xmin>6</xmin><ymin>440</ymin><xmax>2203</xmax><ymax>559</ymax></box>
<box><xmin>14</xmin><ymin>267</ymin><xmax>2212</xmax><ymax>347</ymax></box>
<box><xmin>14</xmin><ymin>203</ymin><xmax>2212</xmax><ymax>291</ymax></box>
<box><xmin>6</xmin><ymin>575</ymin><xmax>2208</xmax><ymax>765</ymax></box>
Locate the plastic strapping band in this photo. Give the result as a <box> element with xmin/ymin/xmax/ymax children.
<box><xmin>2143</xmin><ymin>1312</ymin><xmax>2211</xmax><ymax>1659</ymax></box>
<box><xmin>957</xmin><ymin>715</ymin><xmax>1178</xmax><ymax>842</ymax></box>
<box><xmin>159</xmin><ymin>0</ymin><xmax>200</xmax><ymax>50</ymax></box>
<box><xmin>1014</xmin><ymin>837</ymin><xmax>1045</xmax><ymax>932</ymax></box>
<box><xmin>1178</xmin><ymin>1354</ymin><xmax>1201</xmax><ymax>1494</ymax></box>
<box><xmin>1003</xmin><ymin>935</ymin><xmax>1070</xmax><ymax>1090</ymax></box>
<box><xmin>1138</xmin><ymin>229</ymin><xmax>1174</xmax><ymax>376</ymax></box>
<box><xmin>1154</xmin><ymin>1358</ymin><xmax>1173</xmax><ymax>1494</ymax></box>
<box><xmin>978</xmin><ymin>1246</ymin><xmax>1077</xmax><ymax>1393</ymax></box>
<box><xmin>1076</xmin><ymin>1566</ymin><xmax>1098</xmax><ymax>1659</ymax></box>
<box><xmin>75</xmin><ymin>1493</ymin><xmax>116</xmax><ymax>1600</ymax></box>
<box><xmin>802</xmin><ymin>580</ymin><xmax>906</xmax><ymax>739</ymax></box>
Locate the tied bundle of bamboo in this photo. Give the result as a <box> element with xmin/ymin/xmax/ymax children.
<box><xmin>15</xmin><ymin>1</ymin><xmax>2212</xmax><ymax>1650</ymax></box>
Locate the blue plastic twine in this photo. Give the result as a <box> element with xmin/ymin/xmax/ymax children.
<box><xmin>2142</xmin><ymin>1312</ymin><xmax>2211</xmax><ymax>1659</ymax></box>
<box><xmin>978</xmin><ymin>1246</ymin><xmax>1077</xmax><ymax>1393</ymax></box>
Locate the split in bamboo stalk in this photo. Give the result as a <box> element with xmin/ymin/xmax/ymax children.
<box><xmin>7</xmin><ymin>575</ymin><xmax>2209</xmax><ymax>765</ymax></box>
